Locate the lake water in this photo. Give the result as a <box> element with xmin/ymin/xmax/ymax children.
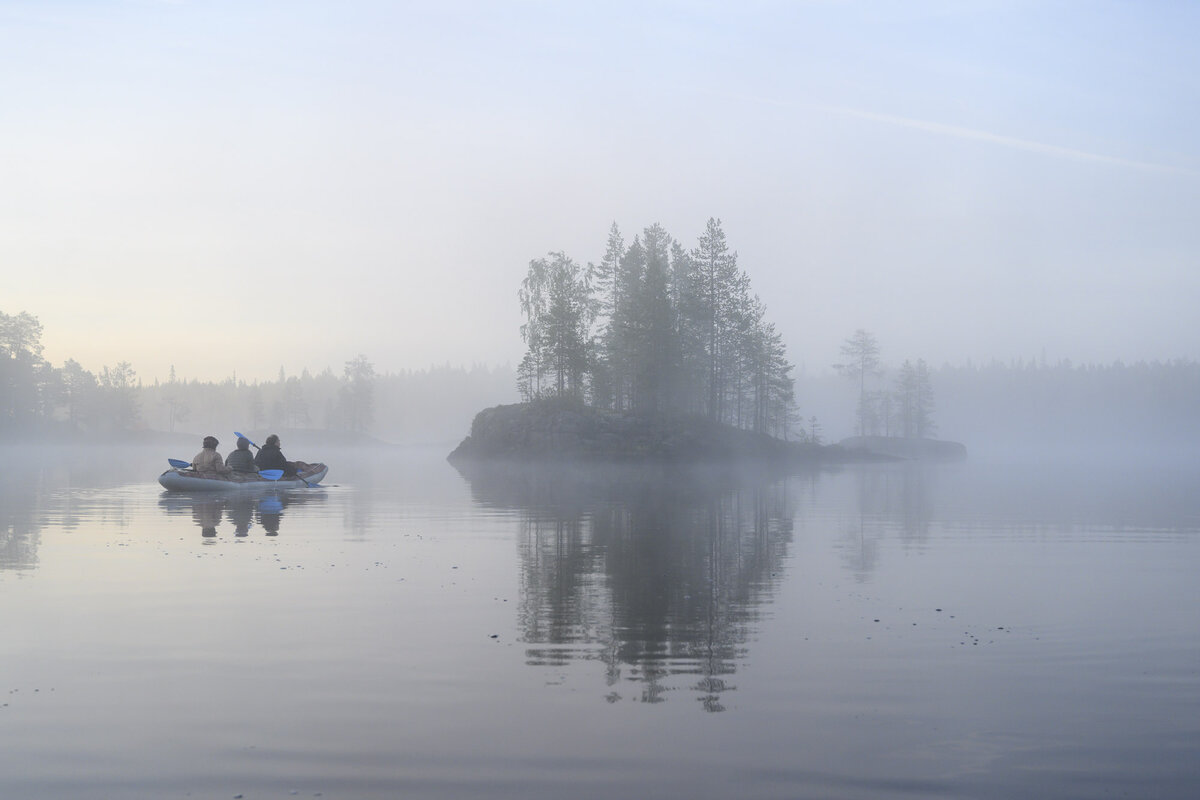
<box><xmin>2</xmin><ymin>444</ymin><xmax>1198</xmax><ymax>799</ymax></box>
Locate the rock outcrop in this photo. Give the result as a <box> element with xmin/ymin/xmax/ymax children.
<box><xmin>447</xmin><ymin>400</ymin><xmax>862</xmax><ymax>465</ymax></box>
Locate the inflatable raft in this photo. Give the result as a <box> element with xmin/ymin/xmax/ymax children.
<box><xmin>158</xmin><ymin>463</ymin><xmax>328</xmax><ymax>492</ymax></box>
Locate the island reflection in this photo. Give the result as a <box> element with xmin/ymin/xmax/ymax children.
<box><xmin>456</xmin><ymin>461</ymin><xmax>802</xmax><ymax>712</ymax></box>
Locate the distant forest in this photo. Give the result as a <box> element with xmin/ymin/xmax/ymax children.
<box><xmin>517</xmin><ymin>219</ymin><xmax>796</xmax><ymax>437</ymax></box>
<box><xmin>3</xmin><ymin>307</ymin><xmax>1198</xmax><ymax>454</ymax></box>
<box><xmin>0</xmin><ymin>308</ymin><xmax>514</xmax><ymax>445</ymax></box>
<box><xmin>796</xmin><ymin>355</ymin><xmax>1200</xmax><ymax>454</ymax></box>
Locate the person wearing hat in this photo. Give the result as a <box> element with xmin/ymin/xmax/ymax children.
<box><xmin>192</xmin><ymin>435</ymin><xmax>232</xmax><ymax>476</ymax></box>
<box><xmin>225</xmin><ymin>437</ymin><xmax>259</xmax><ymax>474</ymax></box>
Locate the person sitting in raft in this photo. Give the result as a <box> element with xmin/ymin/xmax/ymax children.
<box><xmin>253</xmin><ymin>434</ymin><xmax>307</xmax><ymax>477</ymax></box>
<box><xmin>192</xmin><ymin>435</ymin><xmax>232</xmax><ymax>476</ymax></box>
<box><xmin>225</xmin><ymin>437</ymin><xmax>258</xmax><ymax>474</ymax></box>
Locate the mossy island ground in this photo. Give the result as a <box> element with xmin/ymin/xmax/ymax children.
<box><xmin>448</xmin><ymin>399</ymin><xmax>965</xmax><ymax>467</ymax></box>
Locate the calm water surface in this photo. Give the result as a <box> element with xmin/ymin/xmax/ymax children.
<box><xmin>1</xmin><ymin>445</ymin><xmax>1198</xmax><ymax>799</ymax></box>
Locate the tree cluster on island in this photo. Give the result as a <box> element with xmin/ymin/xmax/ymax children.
<box><xmin>517</xmin><ymin>218</ymin><xmax>797</xmax><ymax>439</ymax></box>
<box><xmin>836</xmin><ymin>328</ymin><xmax>936</xmax><ymax>440</ymax></box>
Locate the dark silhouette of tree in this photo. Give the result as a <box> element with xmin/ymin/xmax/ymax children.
<box><xmin>682</xmin><ymin>218</ymin><xmax>748</xmax><ymax>423</ymax></box>
<box><xmin>835</xmin><ymin>329</ymin><xmax>881</xmax><ymax>437</ymax></box>
<box><xmin>629</xmin><ymin>223</ymin><xmax>677</xmax><ymax>415</ymax></box>
<box><xmin>99</xmin><ymin>361</ymin><xmax>141</xmax><ymax>432</ymax></box>
<box><xmin>0</xmin><ymin>310</ymin><xmax>49</xmax><ymax>433</ymax></box>
<box><xmin>514</xmin><ymin>220</ymin><xmax>798</xmax><ymax>437</ymax></box>
<box><xmin>518</xmin><ymin>252</ymin><xmax>592</xmax><ymax>401</ymax></box>
<box><xmin>895</xmin><ymin>359</ymin><xmax>936</xmax><ymax>438</ymax></box>
<box><xmin>586</xmin><ymin>222</ymin><xmax>626</xmax><ymax>410</ymax></box>
<box><xmin>341</xmin><ymin>354</ymin><xmax>376</xmax><ymax>433</ymax></box>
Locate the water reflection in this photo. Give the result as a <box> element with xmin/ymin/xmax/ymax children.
<box><xmin>0</xmin><ymin>452</ymin><xmax>76</xmax><ymax>572</ymax></box>
<box><xmin>836</xmin><ymin>463</ymin><xmax>935</xmax><ymax>580</ymax></box>
<box><xmin>455</xmin><ymin>462</ymin><xmax>800</xmax><ymax>711</ymax></box>
<box><xmin>0</xmin><ymin>471</ymin><xmax>42</xmax><ymax>571</ymax></box>
<box><xmin>1</xmin><ymin>445</ymin><xmax>219</xmax><ymax>571</ymax></box>
<box><xmin>156</xmin><ymin>491</ymin><xmax>323</xmax><ymax>540</ymax></box>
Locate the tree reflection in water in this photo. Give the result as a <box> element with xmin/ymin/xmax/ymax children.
<box><xmin>839</xmin><ymin>463</ymin><xmax>935</xmax><ymax>580</ymax></box>
<box><xmin>0</xmin><ymin>459</ymin><xmax>50</xmax><ymax>571</ymax></box>
<box><xmin>455</xmin><ymin>461</ymin><xmax>798</xmax><ymax>712</ymax></box>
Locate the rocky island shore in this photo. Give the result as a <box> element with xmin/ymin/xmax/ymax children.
<box><xmin>447</xmin><ymin>400</ymin><xmax>964</xmax><ymax>466</ymax></box>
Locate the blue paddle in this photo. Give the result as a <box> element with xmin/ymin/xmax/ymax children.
<box><xmin>168</xmin><ymin>458</ymin><xmax>192</xmax><ymax>469</ymax></box>
<box><xmin>234</xmin><ymin>431</ymin><xmax>259</xmax><ymax>449</ymax></box>
<box><xmin>235</xmin><ymin>431</ymin><xmax>315</xmax><ymax>487</ymax></box>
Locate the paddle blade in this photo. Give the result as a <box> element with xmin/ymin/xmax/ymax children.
<box><xmin>234</xmin><ymin>431</ymin><xmax>259</xmax><ymax>448</ymax></box>
<box><xmin>168</xmin><ymin>458</ymin><xmax>191</xmax><ymax>469</ymax></box>
<box><xmin>259</xmin><ymin>469</ymin><xmax>284</xmax><ymax>481</ymax></box>
<box><xmin>259</xmin><ymin>497</ymin><xmax>283</xmax><ymax>514</ymax></box>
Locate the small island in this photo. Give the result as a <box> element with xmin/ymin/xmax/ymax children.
<box><xmin>448</xmin><ymin>219</ymin><xmax>964</xmax><ymax>467</ymax></box>
<box><xmin>447</xmin><ymin>398</ymin><xmax>870</xmax><ymax>465</ymax></box>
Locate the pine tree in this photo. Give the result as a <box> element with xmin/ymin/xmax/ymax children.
<box><xmin>607</xmin><ymin>236</ymin><xmax>645</xmax><ymax>411</ymax></box>
<box><xmin>633</xmin><ymin>224</ymin><xmax>678</xmax><ymax>415</ymax></box>
<box><xmin>342</xmin><ymin>354</ymin><xmax>376</xmax><ymax>433</ymax></box>
<box><xmin>515</xmin><ymin>218</ymin><xmax>796</xmax><ymax>437</ymax></box>
<box><xmin>895</xmin><ymin>358</ymin><xmax>936</xmax><ymax>438</ymax></box>
<box><xmin>684</xmin><ymin>218</ymin><xmax>747</xmax><ymax>422</ymax></box>
<box><xmin>836</xmin><ymin>329</ymin><xmax>881</xmax><ymax>437</ymax></box>
<box><xmin>586</xmin><ymin>223</ymin><xmax>625</xmax><ymax>409</ymax></box>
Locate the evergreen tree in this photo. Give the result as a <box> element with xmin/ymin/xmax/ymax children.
<box><xmin>585</xmin><ymin>223</ymin><xmax>625</xmax><ymax>409</ymax></box>
<box><xmin>60</xmin><ymin>359</ymin><xmax>96</xmax><ymax>430</ymax></box>
<box><xmin>541</xmin><ymin>252</ymin><xmax>591</xmax><ymax>399</ymax></box>
<box><xmin>896</xmin><ymin>358</ymin><xmax>936</xmax><ymax>438</ymax></box>
<box><xmin>683</xmin><ymin>218</ymin><xmax>748</xmax><ymax>422</ymax></box>
<box><xmin>341</xmin><ymin>354</ymin><xmax>376</xmax><ymax>433</ymax></box>
<box><xmin>514</xmin><ymin>219</ymin><xmax>795</xmax><ymax>437</ymax></box>
<box><xmin>746</xmin><ymin>306</ymin><xmax>795</xmax><ymax>437</ymax></box>
<box><xmin>589</xmin><ymin>222</ymin><xmax>625</xmax><ymax>326</ymax></box>
<box><xmin>283</xmin><ymin>376</ymin><xmax>310</xmax><ymax>428</ymax></box>
<box><xmin>631</xmin><ymin>223</ymin><xmax>678</xmax><ymax>415</ymax></box>
<box><xmin>99</xmin><ymin>361</ymin><xmax>140</xmax><ymax>432</ymax></box>
<box><xmin>835</xmin><ymin>329</ymin><xmax>881</xmax><ymax>437</ymax></box>
<box><xmin>607</xmin><ymin>236</ymin><xmax>646</xmax><ymax>411</ymax></box>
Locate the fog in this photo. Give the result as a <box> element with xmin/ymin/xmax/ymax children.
<box><xmin>3</xmin><ymin>2</ymin><xmax>1198</xmax><ymax>389</ymax></box>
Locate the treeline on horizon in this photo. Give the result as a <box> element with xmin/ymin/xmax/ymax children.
<box><xmin>795</xmin><ymin>354</ymin><xmax>1200</xmax><ymax>451</ymax></box>
<box><xmin>517</xmin><ymin>219</ymin><xmax>796</xmax><ymax>437</ymax></box>
<box><xmin>932</xmin><ymin>356</ymin><xmax>1200</xmax><ymax>451</ymax></box>
<box><xmin>3</xmin><ymin>308</ymin><xmax>1198</xmax><ymax>450</ymax></box>
<box><xmin>0</xmin><ymin>308</ymin><xmax>515</xmax><ymax>444</ymax></box>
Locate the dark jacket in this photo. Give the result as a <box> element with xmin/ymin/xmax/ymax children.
<box><xmin>254</xmin><ymin>444</ymin><xmax>293</xmax><ymax>474</ymax></box>
<box><xmin>225</xmin><ymin>449</ymin><xmax>257</xmax><ymax>473</ymax></box>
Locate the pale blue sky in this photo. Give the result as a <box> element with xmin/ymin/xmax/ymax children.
<box><xmin>3</xmin><ymin>0</ymin><xmax>1198</xmax><ymax>381</ymax></box>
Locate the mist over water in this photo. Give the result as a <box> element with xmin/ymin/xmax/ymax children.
<box><xmin>2</xmin><ymin>444</ymin><xmax>1197</xmax><ymax>799</ymax></box>
<box><xmin>3</xmin><ymin>4</ymin><xmax>1199</xmax><ymax>796</ymax></box>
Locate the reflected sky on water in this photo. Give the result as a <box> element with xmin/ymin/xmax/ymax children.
<box><xmin>1</xmin><ymin>444</ymin><xmax>1198</xmax><ymax>799</ymax></box>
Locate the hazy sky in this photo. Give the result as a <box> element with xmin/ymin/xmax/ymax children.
<box><xmin>4</xmin><ymin>0</ymin><xmax>1198</xmax><ymax>383</ymax></box>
